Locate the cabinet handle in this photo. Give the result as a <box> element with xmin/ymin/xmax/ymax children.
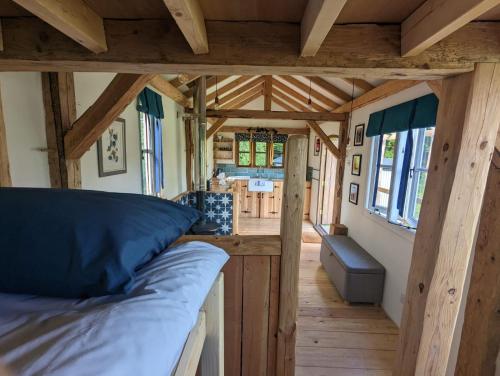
<box><xmin>246</xmin><ymin>195</ymin><xmax>252</xmax><ymax>198</ymax></box>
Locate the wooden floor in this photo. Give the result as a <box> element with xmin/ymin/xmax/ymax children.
<box><xmin>238</xmin><ymin>218</ymin><xmax>399</xmax><ymax>376</ymax></box>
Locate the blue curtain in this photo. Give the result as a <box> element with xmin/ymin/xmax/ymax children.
<box><xmin>397</xmin><ymin>130</ymin><xmax>413</xmax><ymax>216</ymax></box>
<box><xmin>371</xmin><ymin>112</ymin><xmax>385</xmax><ymax>208</ymax></box>
<box><xmin>366</xmin><ymin>94</ymin><xmax>438</xmax><ymax>137</ymax></box>
<box><xmin>153</xmin><ymin>117</ymin><xmax>164</xmax><ymax>194</ymax></box>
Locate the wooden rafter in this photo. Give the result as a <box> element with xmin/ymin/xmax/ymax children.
<box><xmin>203</xmin><ymin>109</ymin><xmax>346</xmax><ymax>122</ymax></box>
<box><xmin>272</xmin><ymin>90</ymin><xmax>310</xmax><ymax>112</ymax></box>
<box><xmin>264</xmin><ymin>76</ymin><xmax>272</xmax><ymax>111</ymax></box>
<box><xmin>162</xmin><ymin>0</ymin><xmax>208</xmax><ymax>54</ymax></box>
<box><xmin>333</xmin><ymin>80</ymin><xmax>421</xmax><ymax>113</ymax></box>
<box><xmin>272</xmin><ymin>78</ymin><xmax>328</xmax><ymax>112</ymax></box>
<box><xmin>310</xmin><ymin>76</ymin><xmax>351</xmax><ymax>102</ymax></box>
<box><xmin>207</xmin><ymin>76</ymin><xmax>252</xmax><ymax>103</ymax></box>
<box><xmin>170</xmin><ymin>74</ymin><xmax>200</xmax><ymax>88</ymax></box>
<box><xmin>1</xmin><ymin>19</ymin><xmax>497</xmax><ymax>79</ymax></box>
<box><xmin>207</xmin><ymin>85</ymin><xmax>264</xmax><ymax>139</ymax></box>
<box><xmin>278</xmin><ymin>76</ymin><xmax>339</xmax><ymax>109</ymax></box>
<box><xmin>402</xmin><ymin>0</ymin><xmax>500</xmax><ymax>57</ymax></box>
<box><xmin>219</xmin><ymin>126</ymin><xmax>309</xmax><ymax>135</ymax></box>
<box><xmin>12</xmin><ymin>0</ymin><xmax>107</xmax><ymax>53</ymax></box>
<box><xmin>186</xmin><ymin>75</ymin><xmax>230</xmax><ymax>98</ymax></box>
<box><xmin>300</xmin><ymin>0</ymin><xmax>348</xmax><ymax>57</ymax></box>
<box><xmin>307</xmin><ymin>120</ymin><xmax>341</xmax><ymax>159</ymax></box>
<box><xmin>426</xmin><ymin>80</ymin><xmax>443</xmax><ymax>99</ymax></box>
<box><xmin>65</xmin><ymin>74</ymin><xmax>154</xmax><ymax>159</ymax></box>
<box><xmin>150</xmin><ymin>76</ymin><xmax>191</xmax><ymax>107</ymax></box>
<box><xmin>341</xmin><ymin>78</ymin><xmax>375</xmax><ymax>93</ymax></box>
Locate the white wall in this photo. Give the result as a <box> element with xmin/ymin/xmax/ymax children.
<box><xmin>307</xmin><ymin>121</ymin><xmax>339</xmax><ymax>171</ymax></box>
<box><xmin>340</xmin><ymin>82</ymin><xmax>433</xmax><ymax>325</ymax></box>
<box><xmin>75</xmin><ymin>73</ymin><xmax>142</xmax><ymax>194</ymax></box>
<box><xmin>1</xmin><ymin>72</ymin><xmax>186</xmax><ymax>199</ymax></box>
<box><xmin>0</xmin><ymin>73</ymin><xmax>50</xmax><ymax>188</ymax></box>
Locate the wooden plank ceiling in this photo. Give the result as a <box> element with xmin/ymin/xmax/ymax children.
<box><xmin>0</xmin><ymin>0</ymin><xmax>498</xmax><ymax>21</ymax></box>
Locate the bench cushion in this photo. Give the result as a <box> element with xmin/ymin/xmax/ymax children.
<box><xmin>322</xmin><ymin>235</ymin><xmax>384</xmax><ymax>274</ymax></box>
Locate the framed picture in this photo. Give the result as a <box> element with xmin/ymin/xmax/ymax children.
<box><xmin>351</xmin><ymin>154</ymin><xmax>362</xmax><ymax>176</ymax></box>
<box><xmin>314</xmin><ymin>136</ymin><xmax>321</xmax><ymax>156</ymax></box>
<box><xmin>97</xmin><ymin>118</ymin><xmax>127</xmax><ymax>177</ymax></box>
<box><xmin>354</xmin><ymin>124</ymin><xmax>365</xmax><ymax>146</ymax></box>
<box><xmin>349</xmin><ymin>183</ymin><xmax>359</xmax><ymax>205</ymax></box>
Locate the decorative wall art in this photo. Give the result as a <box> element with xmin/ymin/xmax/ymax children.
<box><xmin>354</xmin><ymin>124</ymin><xmax>365</xmax><ymax>146</ymax></box>
<box><xmin>314</xmin><ymin>136</ymin><xmax>321</xmax><ymax>156</ymax></box>
<box><xmin>349</xmin><ymin>183</ymin><xmax>359</xmax><ymax>205</ymax></box>
<box><xmin>352</xmin><ymin>154</ymin><xmax>362</xmax><ymax>176</ymax></box>
<box><xmin>97</xmin><ymin>118</ymin><xmax>127</xmax><ymax>177</ymax></box>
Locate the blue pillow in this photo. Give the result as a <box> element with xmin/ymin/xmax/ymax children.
<box><xmin>0</xmin><ymin>188</ymin><xmax>201</xmax><ymax>298</ymax></box>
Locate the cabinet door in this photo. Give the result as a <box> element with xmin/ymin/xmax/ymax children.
<box><xmin>259</xmin><ymin>182</ymin><xmax>283</xmax><ymax>219</ymax></box>
<box><xmin>240</xmin><ymin>182</ymin><xmax>260</xmax><ymax>218</ymax></box>
<box><xmin>303</xmin><ymin>181</ymin><xmax>312</xmax><ymax>220</ymax></box>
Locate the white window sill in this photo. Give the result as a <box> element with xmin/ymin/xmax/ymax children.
<box><xmin>363</xmin><ymin>209</ymin><xmax>416</xmax><ymax>243</ymax></box>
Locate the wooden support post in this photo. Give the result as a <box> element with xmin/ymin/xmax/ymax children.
<box><xmin>0</xmin><ymin>84</ymin><xmax>11</xmax><ymax>187</ymax></box>
<box><xmin>455</xmin><ymin>142</ymin><xmax>500</xmax><ymax>376</ymax></box>
<box><xmin>184</xmin><ymin>117</ymin><xmax>193</xmax><ymax>191</ymax></box>
<box><xmin>276</xmin><ymin>135</ymin><xmax>308</xmax><ymax>376</ymax></box>
<box><xmin>264</xmin><ymin>75</ymin><xmax>272</xmax><ymax>111</ymax></box>
<box><xmin>41</xmin><ymin>72</ymin><xmax>81</xmax><ymax>188</ymax></box>
<box><xmin>330</xmin><ymin>120</ymin><xmax>348</xmax><ymax>227</ymax></box>
<box><xmin>394</xmin><ymin>63</ymin><xmax>500</xmax><ymax>375</ymax></box>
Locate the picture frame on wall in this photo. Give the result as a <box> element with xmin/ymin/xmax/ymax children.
<box><xmin>349</xmin><ymin>183</ymin><xmax>359</xmax><ymax>205</ymax></box>
<box><xmin>354</xmin><ymin>124</ymin><xmax>365</xmax><ymax>146</ymax></box>
<box><xmin>351</xmin><ymin>154</ymin><xmax>362</xmax><ymax>176</ymax></box>
<box><xmin>314</xmin><ymin>136</ymin><xmax>321</xmax><ymax>156</ymax></box>
<box><xmin>97</xmin><ymin>118</ymin><xmax>127</xmax><ymax>177</ymax></box>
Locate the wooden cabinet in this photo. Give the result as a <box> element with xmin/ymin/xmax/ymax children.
<box><xmin>235</xmin><ymin>180</ymin><xmax>312</xmax><ymax>220</ymax></box>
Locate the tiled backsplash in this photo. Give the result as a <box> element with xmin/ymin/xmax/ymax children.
<box><xmin>215</xmin><ymin>164</ymin><xmax>285</xmax><ymax>180</ymax></box>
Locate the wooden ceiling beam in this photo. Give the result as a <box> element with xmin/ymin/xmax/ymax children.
<box><xmin>307</xmin><ymin>120</ymin><xmax>341</xmax><ymax>159</ymax></box>
<box><xmin>341</xmin><ymin>78</ymin><xmax>375</xmax><ymax>93</ymax></box>
<box><xmin>202</xmin><ymin>109</ymin><xmax>347</xmax><ymax>122</ymax></box>
<box><xmin>426</xmin><ymin>80</ymin><xmax>443</xmax><ymax>100</ymax></box>
<box><xmin>310</xmin><ymin>76</ymin><xmax>351</xmax><ymax>102</ymax></box>
<box><xmin>271</xmin><ymin>95</ymin><xmax>297</xmax><ymax>112</ymax></box>
<box><xmin>65</xmin><ymin>74</ymin><xmax>154</xmax><ymax>159</ymax></box>
<box><xmin>220</xmin><ymin>126</ymin><xmax>309</xmax><ymax>135</ymax></box>
<box><xmin>219</xmin><ymin>84</ymin><xmax>264</xmax><ymax>110</ymax></box>
<box><xmin>402</xmin><ymin>0</ymin><xmax>500</xmax><ymax>57</ymax></box>
<box><xmin>150</xmin><ymin>75</ymin><xmax>191</xmax><ymax>107</ymax></box>
<box><xmin>212</xmin><ymin>77</ymin><xmax>264</xmax><ymax>108</ymax></box>
<box><xmin>264</xmin><ymin>75</ymin><xmax>272</xmax><ymax>111</ymax></box>
<box><xmin>206</xmin><ymin>75</ymin><xmax>253</xmax><ymax>103</ymax></box>
<box><xmin>278</xmin><ymin>75</ymin><xmax>339</xmax><ymax>109</ymax></box>
<box><xmin>333</xmin><ymin>80</ymin><xmax>422</xmax><ymax>113</ymax></box>
<box><xmin>272</xmin><ymin>78</ymin><xmax>328</xmax><ymax>112</ymax></box>
<box><xmin>162</xmin><ymin>0</ymin><xmax>208</xmax><ymax>54</ymax></box>
<box><xmin>0</xmin><ymin>19</ymin><xmax>497</xmax><ymax>79</ymax></box>
<box><xmin>169</xmin><ymin>74</ymin><xmax>200</xmax><ymax>88</ymax></box>
<box><xmin>11</xmin><ymin>0</ymin><xmax>107</xmax><ymax>53</ymax></box>
<box><xmin>300</xmin><ymin>0</ymin><xmax>348</xmax><ymax>57</ymax></box>
<box><xmin>207</xmin><ymin>86</ymin><xmax>264</xmax><ymax>139</ymax></box>
<box><xmin>272</xmin><ymin>89</ymin><xmax>310</xmax><ymax>112</ymax></box>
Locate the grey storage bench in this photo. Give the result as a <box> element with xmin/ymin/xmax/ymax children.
<box><xmin>320</xmin><ymin>235</ymin><xmax>385</xmax><ymax>304</ymax></box>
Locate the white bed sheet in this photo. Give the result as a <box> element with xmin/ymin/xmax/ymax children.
<box><xmin>0</xmin><ymin>241</ymin><xmax>229</xmax><ymax>376</ymax></box>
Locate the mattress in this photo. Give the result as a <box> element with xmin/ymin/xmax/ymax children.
<box><xmin>0</xmin><ymin>241</ymin><xmax>229</xmax><ymax>376</ymax></box>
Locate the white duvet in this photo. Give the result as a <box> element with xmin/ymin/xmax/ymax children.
<box><xmin>0</xmin><ymin>241</ymin><xmax>229</xmax><ymax>376</ymax></box>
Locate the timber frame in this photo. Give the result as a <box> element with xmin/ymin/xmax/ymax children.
<box><xmin>1</xmin><ymin>0</ymin><xmax>500</xmax><ymax>374</ymax></box>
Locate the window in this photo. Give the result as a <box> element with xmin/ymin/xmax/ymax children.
<box><xmin>237</xmin><ymin>140</ymin><xmax>251</xmax><ymax>166</ymax></box>
<box><xmin>139</xmin><ymin>112</ymin><xmax>163</xmax><ymax>196</ymax></box>
<box><xmin>236</xmin><ymin>137</ymin><xmax>285</xmax><ymax>168</ymax></box>
<box><xmin>368</xmin><ymin>127</ymin><xmax>435</xmax><ymax>227</ymax></box>
<box><xmin>271</xmin><ymin>142</ymin><xmax>285</xmax><ymax>168</ymax></box>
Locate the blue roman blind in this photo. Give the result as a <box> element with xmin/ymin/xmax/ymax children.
<box><xmin>366</xmin><ymin>94</ymin><xmax>438</xmax><ymax>137</ymax></box>
<box><xmin>137</xmin><ymin>87</ymin><xmax>164</xmax><ymax>119</ymax></box>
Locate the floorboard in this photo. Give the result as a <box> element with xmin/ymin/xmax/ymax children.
<box><xmin>238</xmin><ymin>217</ymin><xmax>399</xmax><ymax>375</ymax></box>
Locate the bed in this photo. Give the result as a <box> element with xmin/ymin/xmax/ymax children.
<box><xmin>0</xmin><ymin>241</ymin><xmax>228</xmax><ymax>376</ymax></box>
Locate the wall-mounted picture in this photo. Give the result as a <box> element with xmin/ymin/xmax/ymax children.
<box><xmin>354</xmin><ymin>124</ymin><xmax>365</xmax><ymax>146</ymax></box>
<box><xmin>352</xmin><ymin>154</ymin><xmax>362</xmax><ymax>176</ymax></box>
<box><xmin>314</xmin><ymin>136</ymin><xmax>321</xmax><ymax>156</ymax></box>
<box><xmin>349</xmin><ymin>183</ymin><xmax>359</xmax><ymax>205</ymax></box>
<box><xmin>97</xmin><ymin>118</ymin><xmax>127</xmax><ymax>177</ymax></box>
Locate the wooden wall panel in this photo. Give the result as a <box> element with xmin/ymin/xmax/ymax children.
<box><xmin>222</xmin><ymin>257</ymin><xmax>244</xmax><ymax>376</ymax></box>
<box><xmin>242</xmin><ymin>256</ymin><xmax>271</xmax><ymax>376</ymax></box>
<box><xmin>267</xmin><ymin>256</ymin><xmax>281</xmax><ymax>376</ymax></box>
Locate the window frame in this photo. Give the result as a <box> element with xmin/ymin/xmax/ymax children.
<box><xmin>236</xmin><ymin>138</ymin><xmax>286</xmax><ymax>168</ymax></box>
<box><xmin>367</xmin><ymin>127</ymin><xmax>434</xmax><ymax>228</ymax></box>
